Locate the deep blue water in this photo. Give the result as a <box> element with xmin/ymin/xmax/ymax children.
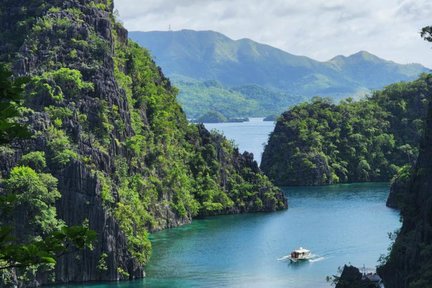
<box><xmin>59</xmin><ymin>119</ymin><xmax>400</xmax><ymax>288</ymax></box>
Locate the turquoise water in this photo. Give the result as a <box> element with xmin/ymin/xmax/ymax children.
<box><xmin>69</xmin><ymin>184</ymin><xmax>399</xmax><ymax>288</ymax></box>
<box><xmin>138</xmin><ymin>183</ymin><xmax>399</xmax><ymax>288</ymax></box>
<box><xmin>204</xmin><ymin>118</ymin><xmax>275</xmax><ymax>165</ymax></box>
<box><xmin>60</xmin><ymin>119</ymin><xmax>400</xmax><ymax>288</ymax></box>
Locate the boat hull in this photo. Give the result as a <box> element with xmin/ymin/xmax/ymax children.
<box><xmin>289</xmin><ymin>256</ymin><xmax>310</xmax><ymax>262</ymax></box>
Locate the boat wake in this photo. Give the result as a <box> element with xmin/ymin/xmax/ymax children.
<box><xmin>308</xmin><ymin>256</ymin><xmax>325</xmax><ymax>263</ymax></box>
<box><xmin>277</xmin><ymin>254</ymin><xmax>324</xmax><ymax>263</ymax></box>
<box><xmin>277</xmin><ymin>255</ymin><xmax>292</xmax><ymax>261</ymax></box>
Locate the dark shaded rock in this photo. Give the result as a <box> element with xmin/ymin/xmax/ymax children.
<box><xmin>52</xmin><ymin>160</ymin><xmax>144</xmax><ymax>282</ymax></box>
<box><xmin>0</xmin><ymin>1</ymin><xmax>287</xmax><ymax>286</ymax></box>
<box><xmin>386</xmin><ymin>166</ymin><xmax>413</xmax><ymax>209</ymax></box>
<box><xmin>335</xmin><ymin>265</ymin><xmax>378</xmax><ymax>288</ymax></box>
<box><xmin>378</xmin><ymin>92</ymin><xmax>432</xmax><ymax>287</ymax></box>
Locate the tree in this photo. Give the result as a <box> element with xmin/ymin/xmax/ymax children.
<box><xmin>0</xmin><ymin>65</ymin><xmax>95</xmax><ymax>276</ymax></box>
<box><xmin>0</xmin><ymin>64</ymin><xmax>30</xmax><ymax>143</ymax></box>
<box><xmin>421</xmin><ymin>26</ymin><xmax>432</xmax><ymax>43</ymax></box>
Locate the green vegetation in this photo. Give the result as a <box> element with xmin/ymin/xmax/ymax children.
<box><xmin>0</xmin><ymin>2</ymin><xmax>286</xmax><ymax>284</ymax></box>
<box><xmin>177</xmin><ymin>79</ymin><xmax>298</xmax><ymax>120</ymax></box>
<box><xmin>0</xmin><ymin>65</ymin><xmax>95</xmax><ymax>284</ymax></box>
<box><xmin>377</xmin><ymin>26</ymin><xmax>432</xmax><ymax>288</ymax></box>
<box><xmin>106</xmin><ymin>36</ymin><xmax>286</xmax><ymax>264</ymax></box>
<box><xmin>0</xmin><ymin>65</ymin><xmax>30</xmax><ymax>143</ymax></box>
<box><xmin>130</xmin><ymin>30</ymin><xmax>427</xmax><ymax>119</ymax></box>
<box><xmin>4</xmin><ymin>166</ymin><xmax>61</xmax><ymax>233</ymax></box>
<box><xmin>30</xmin><ymin>68</ymin><xmax>94</xmax><ymax>102</ymax></box>
<box><xmin>196</xmin><ymin>111</ymin><xmax>228</xmax><ymax>123</ymax></box>
<box><xmin>20</xmin><ymin>151</ymin><xmax>47</xmax><ymax>171</ymax></box>
<box><xmin>45</xmin><ymin>125</ymin><xmax>78</xmax><ymax>167</ymax></box>
<box><xmin>262</xmin><ymin>74</ymin><xmax>432</xmax><ymax>185</ymax></box>
<box><xmin>175</xmin><ymin>80</ymin><xmax>301</xmax><ymax>119</ymax></box>
<box><xmin>176</xmin><ymin>80</ymin><xmax>258</xmax><ymax>119</ymax></box>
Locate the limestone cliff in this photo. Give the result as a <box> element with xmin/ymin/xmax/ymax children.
<box><xmin>378</xmin><ymin>100</ymin><xmax>432</xmax><ymax>287</ymax></box>
<box><xmin>0</xmin><ymin>0</ymin><xmax>287</xmax><ymax>285</ymax></box>
<box><xmin>261</xmin><ymin>76</ymin><xmax>431</xmax><ymax>186</ymax></box>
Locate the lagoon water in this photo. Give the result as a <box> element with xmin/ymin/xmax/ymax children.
<box><xmin>204</xmin><ymin>117</ymin><xmax>275</xmax><ymax>165</ymax></box>
<box><xmin>65</xmin><ymin>119</ymin><xmax>400</xmax><ymax>288</ymax></box>
<box><xmin>140</xmin><ymin>183</ymin><xmax>399</xmax><ymax>288</ymax></box>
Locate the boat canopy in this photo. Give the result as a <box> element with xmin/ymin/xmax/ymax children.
<box><xmin>294</xmin><ymin>247</ymin><xmax>310</xmax><ymax>253</ymax></box>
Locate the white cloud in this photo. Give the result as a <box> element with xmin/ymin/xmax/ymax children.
<box><xmin>114</xmin><ymin>0</ymin><xmax>432</xmax><ymax>67</ymax></box>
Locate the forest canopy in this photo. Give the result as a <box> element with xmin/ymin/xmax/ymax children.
<box><xmin>261</xmin><ymin>74</ymin><xmax>432</xmax><ymax>186</ymax></box>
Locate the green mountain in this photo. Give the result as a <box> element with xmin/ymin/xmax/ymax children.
<box><xmin>0</xmin><ymin>1</ymin><xmax>286</xmax><ymax>285</ymax></box>
<box><xmin>129</xmin><ymin>30</ymin><xmax>429</xmax><ymax>118</ymax></box>
<box><xmin>261</xmin><ymin>75</ymin><xmax>432</xmax><ymax>186</ymax></box>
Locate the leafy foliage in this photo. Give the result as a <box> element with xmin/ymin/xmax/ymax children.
<box><xmin>262</xmin><ymin>74</ymin><xmax>432</xmax><ymax>185</ymax></box>
<box><xmin>0</xmin><ymin>65</ymin><xmax>94</xmax><ymax>284</ymax></box>
<box><xmin>0</xmin><ymin>65</ymin><xmax>30</xmax><ymax>143</ymax></box>
<box><xmin>107</xmin><ymin>36</ymin><xmax>286</xmax><ymax>263</ymax></box>
<box><xmin>0</xmin><ymin>2</ymin><xmax>286</xmax><ymax>283</ymax></box>
<box><xmin>377</xmin><ymin>25</ymin><xmax>432</xmax><ymax>288</ymax></box>
<box><xmin>19</xmin><ymin>151</ymin><xmax>47</xmax><ymax>171</ymax></box>
<box><xmin>3</xmin><ymin>166</ymin><xmax>61</xmax><ymax>233</ymax></box>
<box><xmin>0</xmin><ymin>225</ymin><xmax>95</xmax><ymax>271</ymax></box>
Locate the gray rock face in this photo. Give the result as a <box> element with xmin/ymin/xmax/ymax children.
<box><xmin>53</xmin><ymin>161</ymin><xmax>144</xmax><ymax>282</ymax></box>
<box><xmin>379</xmin><ymin>100</ymin><xmax>432</xmax><ymax>287</ymax></box>
<box><xmin>0</xmin><ymin>1</ymin><xmax>287</xmax><ymax>285</ymax></box>
<box><xmin>1</xmin><ymin>1</ymin><xmax>146</xmax><ymax>283</ymax></box>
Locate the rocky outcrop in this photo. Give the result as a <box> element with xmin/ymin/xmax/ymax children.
<box><xmin>335</xmin><ymin>265</ymin><xmax>378</xmax><ymax>288</ymax></box>
<box><xmin>1</xmin><ymin>0</ymin><xmax>144</xmax><ymax>283</ymax></box>
<box><xmin>261</xmin><ymin>77</ymin><xmax>431</xmax><ymax>186</ymax></box>
<box><xmin>378</xmin><ymin>99</ymin><xmax>432</xmax><ymax>287</ymax></box>
<box><xmin>0</xmin><ymin>0</ymin><xmax>287</xmax><ymax>285</ymax></box>
<box><xmin>260</xmin><ymin>100</ymin><xmax>338</xmax><ymax>186</ymax></box>
<box><xmin>386</xmin><ymin>165</ymin><xmax>413</xmax><ymax>209</ymax></box>
<box><xmin>53</xmin><ymin>161</ymin><xmax>144</xmax><ymax>282</ymax></box>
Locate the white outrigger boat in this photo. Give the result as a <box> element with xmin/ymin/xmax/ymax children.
<box><xmin>288</xmin><ymin>247</ymin><xmax>311</xmax><ymax>262</ymax></box>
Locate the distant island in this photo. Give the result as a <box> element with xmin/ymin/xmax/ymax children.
<box><xmin>192</xmin><ymin>111</ymin><xmax>249</xmax><ymax>123</ymax></box>
<box><xmin>263</xmin><ymin>114</ymin><xmax>278</xmax><ymax>121</ymax></box>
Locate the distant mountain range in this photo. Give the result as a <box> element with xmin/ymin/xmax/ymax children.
<box><xmin>130</xmin><ymin>30</ymin><xmax>429</xmax><ymax>119</ymax></box>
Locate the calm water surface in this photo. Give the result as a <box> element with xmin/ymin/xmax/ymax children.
<box><xmin>67</xmin><ymin>184</ymin><xmax>400</xmax><ymax>288</ymax></box>
<box><xmin>139</xmin><ymin>183</ymin><xmax>399</xmax><ymax>288</ymax></box>
<box><xmin>204</xmin><ymin>118</ymin><xmax>275</xmax><ymax>164</ymax></box>
<box><xmin>62</xmin><ymin>119</ymin><xmax>400</xmax><ymax>288</ymax></box>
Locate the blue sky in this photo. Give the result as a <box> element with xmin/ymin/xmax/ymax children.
<box><xmin>115</xmin><ymin>0</ymin><xmax>432</xmax><ymax>68</ymax></box>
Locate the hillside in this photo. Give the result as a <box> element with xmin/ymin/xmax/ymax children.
<box><xmin>261</xmin><ymin>75</ymin><xmax>432</xmax><ymax>186</ymax></box>
<box><xmin>376</xmin><ymin>26</ymin><xmax>432</xmax><ymax>288</ymax></box>
<box><xmin>0</xmin><ymin>1</ymin><xmax>286</xmax><ymax>285</ymax></box>
<box><xmin>378</xmin><ymin>87</ymin><xmax>432</xmax><ymax>288</ymax></box>
<box><xmin>130</xmin><ymin>30</ymin><xmax>429</xmax><ymax>119</ymax></box>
